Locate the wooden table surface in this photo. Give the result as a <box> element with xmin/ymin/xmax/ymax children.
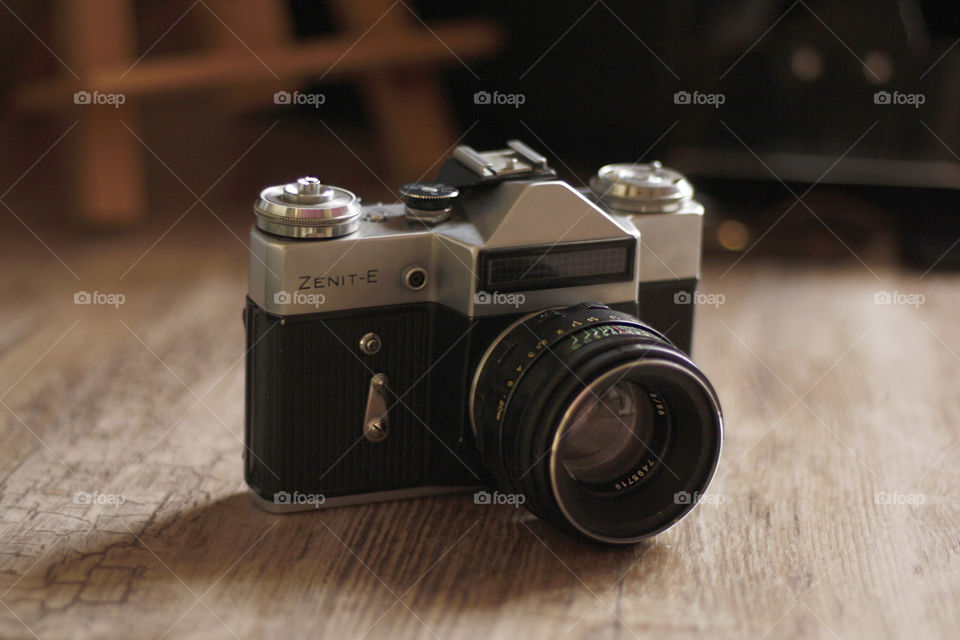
<box><xmin>1</xmin><ymin>216</ymin><xmax>958</xmax><ymax>640</ymax></box>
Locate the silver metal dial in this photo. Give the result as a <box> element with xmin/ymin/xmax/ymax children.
<box><xmin>254</xmin><ymin>176</ymin><xmax>362</xmax><ymax>238</ymax></box>
<box><xmin>590</xmin><ymin>162</ymin><xmax>694</xmax><ymax>213</ymax></box>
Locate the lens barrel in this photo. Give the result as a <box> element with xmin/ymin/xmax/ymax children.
<box><xmin>471</xmin><ymin>303</ymin><xmax>722</xmax><ymax>544</ymax></box>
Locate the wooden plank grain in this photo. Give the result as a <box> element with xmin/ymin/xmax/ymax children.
<box><xmin>0</xmin><ymin>220</ymin><xmax>958</xmax><ymax>639</ymax></box>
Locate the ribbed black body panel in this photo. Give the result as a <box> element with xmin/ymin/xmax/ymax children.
<box><xmin>244</xmin><ymin>300</ymin><xmax>499</xmax><ymax>500</ymax></box>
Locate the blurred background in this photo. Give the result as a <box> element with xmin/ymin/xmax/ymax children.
<box><xmin>3</xmin><ymin>5</ymin><xmax>960</xmax><ymax>637</ymax></box>
<box><xmin>1</xmin><ymin>0</ymin><xmax>959</xmax><ymax>270</ymax></box>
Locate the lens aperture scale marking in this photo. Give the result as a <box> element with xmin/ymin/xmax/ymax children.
<box><xmin>569</xmin><ymin>324</ymin><xmax>655</xmax><ymax>351</ymax></box>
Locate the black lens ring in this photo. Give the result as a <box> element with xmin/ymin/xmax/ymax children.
<box><xmin>507</xmin><ymin>341</ymin><xmax>719</xmax><ymax>543</ymax></box>
<box><xmin>471</xmin><ymin>303</ymin><xmax>722</xmax><ymax>545</ymax></box>
<box><xmin>549</xmin><ymin>359</ymin><xmax>721</xmax><ymax>543</ymax></box>
<box><xmin>506</xmin><ymin>334</ymin><xmax>668</xmax><ymax>522</ymax></box>
<box><xmin>508</xmin><ymin>342</ymin><xmax>672</xmax><ymax>524</ymax></box>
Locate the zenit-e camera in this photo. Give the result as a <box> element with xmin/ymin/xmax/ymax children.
<box><xmin>244</xmin><ymin>140</ymin><xmax>722</xmax><ymax>545</ymax></box>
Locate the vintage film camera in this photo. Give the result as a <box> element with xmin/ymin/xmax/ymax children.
<box><xmin>244</xmin><ymin>140</ymin><xmax>722</xmax><ymax>544</ymax></box>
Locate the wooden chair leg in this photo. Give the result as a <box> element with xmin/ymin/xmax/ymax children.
<box><xmin>73</xmin><ymin>108</ymin><xmax>147</xmax><ymax>227</ymax></box>
<box><xmin>327</xmin><ymin>0</ymin><xmax>459</xmax><ymax>182</ymax></box>
<box><xmin>199</xmin><ymin>0</ymin><xmax>291</xmax><ymax>109</ymax></box>
<box><xmin>56</xmin><ymin>0</ymin><xmax>146</xmax><ymax>226</ymax></box>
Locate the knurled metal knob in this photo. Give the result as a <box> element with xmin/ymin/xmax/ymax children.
<box><xmin>399</xmin><ymin>182</ymin><xmax>459</xmax><ymax>224</ymax></box>
<box><xmin>590</xmin><ymin>162</ymin><xmax>694</xmax><ymax>213</ymax></box>
<box><xmin>254</xmin><ymin>176</ymin><xmax>361</xmax><ymax>238</ymax></box>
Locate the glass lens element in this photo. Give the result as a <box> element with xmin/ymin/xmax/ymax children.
<box><xmin>559</xmin><ymin>382</ymin><xmax>655</xmax><ymax>487</ymax></box>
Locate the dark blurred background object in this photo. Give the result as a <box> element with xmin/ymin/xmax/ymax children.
<box><xmin>4</xmin><ymin>0</ymin><xmax>501</xmax><ymax>226</ymax></box>
<box><xmin>2</xmin><ymin>0</ymin><xmax>959</xmax><ymax>270</ymax></box>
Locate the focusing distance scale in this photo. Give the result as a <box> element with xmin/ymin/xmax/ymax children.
<box><xmin>471</xmin><ymin>303</ymin><xmax>723</xmax><ymax>545</ymax></box>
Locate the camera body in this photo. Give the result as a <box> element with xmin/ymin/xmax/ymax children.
<box><xmin>244</xmin><ymin>141</ymin><xmax>708</xmax><ymax>523</ymax></box>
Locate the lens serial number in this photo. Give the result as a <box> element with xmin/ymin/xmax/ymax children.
<box><xmin>614</xmin><ymin>458</ymin><xmax>658</xmax><ymax>491</ymax></box>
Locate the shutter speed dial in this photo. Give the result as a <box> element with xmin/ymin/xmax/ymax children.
<box><xmin>399</xmin><ymin>182</ymin><xmax>459</xmax><ymax>224</ymax></box>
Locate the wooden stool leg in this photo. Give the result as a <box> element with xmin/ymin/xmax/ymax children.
<box><xmin>199</xmin><ymin>0</ymin><xmax>290</xmax><ymax>109</ymax></box>
<box><xmin>57</xmin><ymin>0</ymin><xmax>145</xmax><ymax>226</ymax></box>
<box><xmin>327</xmin><ymin>0</ymin><xmax>458</xmax><ymax>182</ymax></box>
<box><xmin>74</xmin><ymin>108</ymin><xmax>145</xmax><ymax>227</ymax></box>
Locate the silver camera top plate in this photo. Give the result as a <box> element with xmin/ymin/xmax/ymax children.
<box><xmin>248</xmin><ymin>146</ymin><xmax>703</xmax><ymax>318</ymax></box>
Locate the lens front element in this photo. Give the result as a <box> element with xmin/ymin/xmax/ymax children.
<box><xmin>559</xmin><ymin>381</ymin><xmax>662</xmax><ymax>490</ymax></box>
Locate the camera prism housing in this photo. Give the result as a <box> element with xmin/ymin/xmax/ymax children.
<box><xmin>244</xmin><ymin>141</ymin><xmax>722</xmax><ymax>544</ymax></box>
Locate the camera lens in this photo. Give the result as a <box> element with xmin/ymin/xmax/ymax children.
<box><xmin>560</xmin><ymin>381</ymin><xmax>662</xmax><ymax>489</ymax></box>
<box><xmin>470</xmin><ymin>303</ymin><xmax>722</xmax><ymax>545</ymax></box>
